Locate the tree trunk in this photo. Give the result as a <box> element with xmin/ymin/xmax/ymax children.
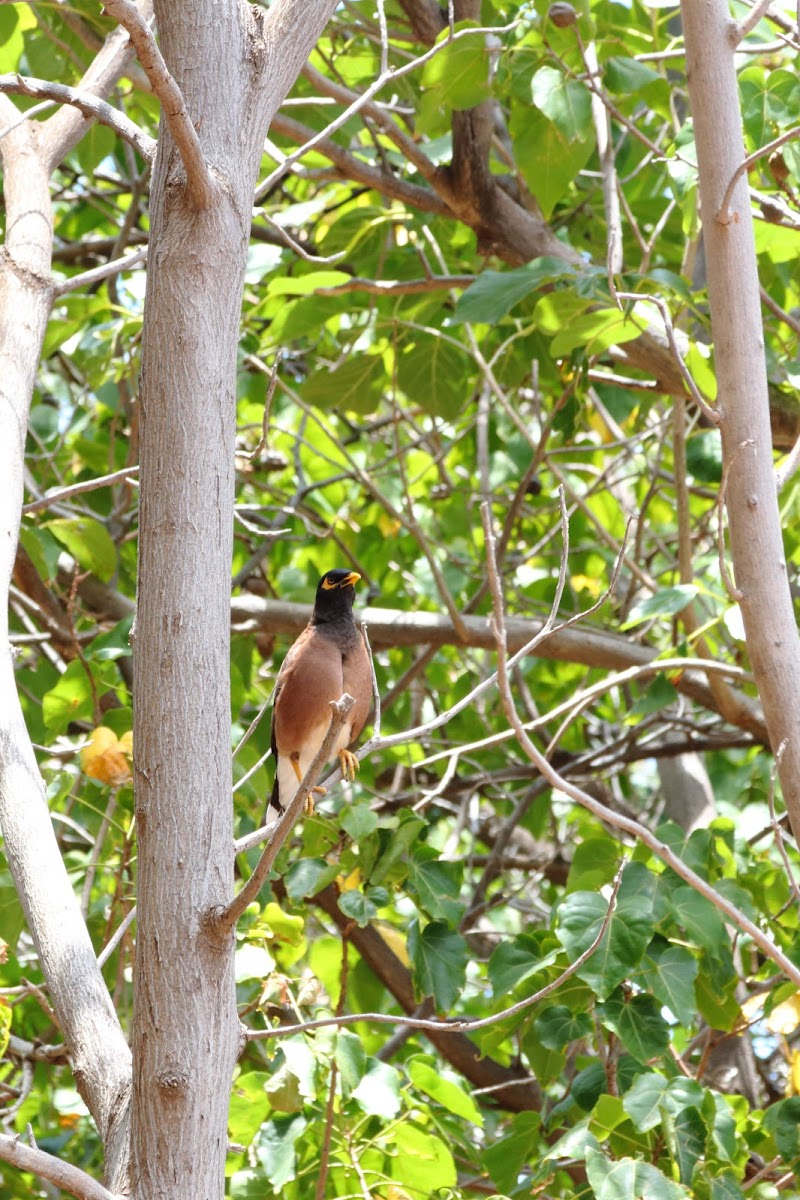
<box><xmin>681</xmin><ymin>0</ymin><xmax>800</xmax><ymax>835</ymax></box>
<box><xmin>129</xmin><ymin>3</ymin><xmax>336</xmax><ymax>1195</ymax></box>
<box><xmin>0</xmin><ymin>99</ymin><xmax>133</xmax><ymax>1195</ymax></box>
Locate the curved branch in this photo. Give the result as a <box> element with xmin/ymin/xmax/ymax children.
<box><xmin>0</xmin><ymin>73</ymin><xmax>155</xmax><ymax>161</ymax></box>
<box><xmin>102</xmin><ymin>0</ymin><xmax>216</xmax><ymax>207</ymax></box>
<box><xmin>0</xmin><ymin>1133</ymin><xmax>120</xmax><ymax>1200</ymax></box>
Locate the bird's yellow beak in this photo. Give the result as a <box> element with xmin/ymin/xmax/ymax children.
<box><xmin>321</xmin><ymin>571</ymin><xmax>361</xmax><ymax>591</ymax></box>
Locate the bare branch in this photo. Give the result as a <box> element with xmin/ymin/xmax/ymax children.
<box><xmin>718</xmin><ymin>122</ymin><xmax>800</xmax><ymax>223</ymax></box>
<box><xmin>481</xmin><ymin>500</ymin><xmax>800</xmax><ymax>989</ymax></box>
<box><xmin>215</xmin><ymin>695</ymin><xmax>357</xmax><ymax>929</ymax></box>
<box><xmin>53</xmin><ymin>247</ymin><xmax>148</xmax><ymax>298</ymax></box>
<box><xmin>22</xmin><ymin>466</ymin><xmax>140</xmax><ymax>516</ymax></box>
<box><xmin>0</xmin><ymin>1133</ymin><xmax>120</xmax><ymax>1200</ymax></box>
<box><xmin>102</xmin><ymin>0</ymin><xmax>216</xmax><ymax>208</ymax></box>
<box><xmin>250</xmin><ymin>859</ymin><xmax>625</xmax><ymax>1041</ymax></box>
<box><xmin>316</xmin><ymin>274</ymin><xmax>475</xmax><ymax>296</ymax></box>
<box><xmin>730</xmin><ymin>0</ymin><xmax>778</xmax><ymax>46</ymax></box>
<box><xmin>0</xmin><ymin>73</ymin><xmax>155</xmax><ymax>160</ymax></box>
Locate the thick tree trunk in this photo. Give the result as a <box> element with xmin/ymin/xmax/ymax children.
<box><xmin>681</xmin><ymin>1</ymin><xmax>800</xmax><ymax>836</ymax></box>
<box><xmin>0</xmin><ymin>103</ymin><xmax>133</xmax><ymax>1193</ymax></box>
<box><xmin>129</xmin><ymin>3</ymin><xmax>336</xmax><ymax>1196</ymax></box>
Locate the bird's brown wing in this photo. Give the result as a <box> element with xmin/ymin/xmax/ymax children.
<box><xmin>272</xmin><ymin>626</ymin><xmax>347</xmax><ymax>759</ymax></box>
<box><xmin>342</xmin><ymin>631</ymin><xmax>372</xmax><ymax>747</ymax></box>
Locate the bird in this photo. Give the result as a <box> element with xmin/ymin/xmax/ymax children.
<box><xmin>266</xmin><ymin>568</ymin><xmax>372</xmax><ymax>822</ymax></box>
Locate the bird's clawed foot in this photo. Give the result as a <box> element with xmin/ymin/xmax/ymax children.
<box><xmin>339</xmin><ymin>749</ymin><xmax>360</xmax><ymax>783</ymax></box>
<box><xmin>303</xmin><ymin>785</ymin><xmax>326</xmax><ymax>816</ymax></box>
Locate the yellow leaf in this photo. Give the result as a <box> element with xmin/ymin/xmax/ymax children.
<box><xmin>81</xmin><ymin>727</ymin><xmax>133</xmax><ymax>786</ymax></box>
<box><xmin>767</xmin><ymin>992</ymin><xmax>800</xmax><ymax>1036</ymax></box>
<box><xmin>374</xmin><ymin>921</ymin><xmax>410</xmax><ymax>967</ymax></box>
<box><xmin>788</xmin><ymin>1049</ymin><xmax>800</xmax><ymax>1096</ymax></box>
<box><xmin>571</xmin><ymin>574</ymin><xmax>602</xmax><ymax>598</ymax></box>
<box><xmin>378</xmin><ymin>514</ymin><xmax>402</xmax><ymax>538</ymax></box>
<box><xmin>337</xmin><ymin>868</ymin><xmax>362</xmax><ymax>893</ymax></box>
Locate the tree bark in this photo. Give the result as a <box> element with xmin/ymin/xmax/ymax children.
<box><xmin>0</xmin><ymin>28</ymin><xmax>138</xmax><ymax>1188</ymax></box>
<box><xmin>129</xmin><ymin>3</ymin><xmax>337</xmax><ymax>1196</ymax></box>
<box><xmin>681</xmin><ymin>0</ymin><xmax>800</xmax><ymax>837</ymax></box>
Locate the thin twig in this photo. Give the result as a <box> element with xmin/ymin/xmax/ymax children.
<box><xmin>22</xmin><ymin>465</ymin><xmax>140</xmax><ymax>515</ymax></box>
<box><xmin>767</xmin><ymin>741</ymin><xmax>800</xmax><ymax>905</ymax></box>
<box><xmin>0</xmin><ymin>73</ymin><xmax>155</xmax><ymax>159</ymax></box>
<box><xmin>718</xmin><ymin>440</ymin><xmax>754</xmax><ymax>602</ymax></box>
<box><xmin>362</xmin><ymin>625</ymin><xmax>381</xmax><ymax>740</ymax></box>
<box><xmin>480</xmin><ymin>501</ymin><xmax>800</xmax><ymax>989</ymax></box>
<box><xmin>53</xmin><ymin>246</ymin><xmax>147</xmax><ymax>297</ymax></box>
<box><xmin>718</xmin><ymin>122</ymin><xmax>800</xmax><ymax>223</ymax></box>
<box><xmin>216</xmin><ymin>695</ymin><xmax>357</xmax><ymax>929</ymax></box>
<box><xmin>615</xmin><ymin>291</ymin><xmax>720</xmax><ymax>425</ymax></box>
<box><xmin>249</xmin><ymin>860</ymin><xmax>624</xmax><ymax>1041</ymax></box>
<box><xmin>101</xmin><ymin>0</ymin><xmax>216</xmax><ymax>208</ymax></box>
<box><xmin>97</xmin><ymin>905</ymin><xmax>136</xmax><ymax>969</ymax></box>
<box><xmin>730</xmin><ymin>0</ymin><xmax>780</xmax><ymax>48</ymax></box>
<box><xmin>775</xmin><ymin>431</ymin><xmax>800</xmax><ymax>493</ymax></box>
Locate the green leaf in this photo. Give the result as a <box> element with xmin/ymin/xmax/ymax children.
<box><xmin>43</xmin><ymin>660</ymin><xmax>96</xmax><ymax>732</ymax></box>
<box><xmin>18</xmin><ymin>526</ymin><xmax>62</xmax><ymax>585</ymax></box>
<box><xmin>368</xmin><ymin>811</ymin><xmax>426</xmax><ymax>887</ymax></box>
<box><xmin>686</xmin><ymin>430</ymin><xmax>723</xmax><ymax>482</ymax></box>
<box><xmin>664</xmin><ymin>1105</ymin><xmax>706</xmax><ymax>1186</ymax></box>
<box><xmin>667</xmin><ymin>887</ymin><xmax>727</xmax><ymax>953</ymax></box>
<box><xmin>709</xmin><ymin>1176</ymin><xmax>746</xmax><ymax>1200</ymax></box>
<box><xmin>408</xmin><ymin>920</ymin><xmax>467</xmax><ymax>1011</ymax></box>
<box><xmin>76</xmin><ymin>122</ymin><xmax>117</xmax><ymax>176</ymax></box>
<box><xmin>352</xmin><ymin>1059</ymin><xmax>402</xmax><ymax>1118</ymax></box>
<box><xmin>284</xmin><ymin>857</ymin><xmax>338</xmax><ymax>902</ymax></box>
<box><xmin>228</xmin><ymin>1072</ymin><xmax>270</xmax><ymax>1147</ymax></box>
<box><xmin>396</xmin><ymin>335</ymin><xmax>469</xmax><ymax>420</ymax></box>
<box><xmin>597</xmin><ymin>992</ymin><xmax>670</xmax><ymax>1062</ymax></box>
<box><xmin>567</xmin><ymin>836</ymin><xmax>620</xmax><ymax>893</ymax></box>
<box><xmin>408</xmin><ymin>1057</ymin><xmax>484</xmax><ymax>1125</ymax></box>
<box><xmin>340</xmin><ymin>803</ymin><xmax>379</xmax><ymax>841</ymax></box>
<box><xmin>531</xmin><ymin>67</ymin><xmax>593</xmax><ymax>142</ymax></box>
<box><xmin>534</xmin><ymin>1005</ymin><xmax>593</xmax><ymax>1050</ymax></box>
<box><xmin>452</xmin><ymin>258</ymin><xmax>576</xmax><ymax>324</ymax></box>
<box><xmin>635</xmin><ymin>941</ymin><xmax>698</xmax><ymax>1026</ymax></box>
<box><xmin>549</xmin><ymin>309</ymin><xmax>644</xmax><ymax>357</ymax></box>
<box><xmin>392</xmin><ymin>1122</ymin><xmax>457</xmax><ymax>1193</ymax></box>
<box><xmin>621</xmin><ymin>585</ymin><xmax>698</xmax><ymax>629</ymax></box>
<box><xmin>46</xmin><ymin>517</ymin><xmax>117</xmax><ymax>582</ymax></box>
<box><xmin>234</xmin><ymin>943</ymin><xmax>275</xmax><ymax>983</ymax></box>
<box><xmin>586</xmin><ymin>1148</ymin><xmax>690</xmax><ymax>1200</ymax></box>
<box><xmin>255</xmin><ymin>1114</ymin><xmax>307</xmax><ymax>1189</ymax></box>
<box><xmin>487</xmin><ymin>934</ymin><xmax>560</xmax><ymax>994</ymax></box>
<box><xmin>301</xmin><ymin>354</ymin><xmax>384</xmax><ymax>415</ymax></box>
<box><xmin>511</xmin><ymin>107</ymin><xmax>595</xmax><ymax>218</ymax></box>
<box><xmin>338</xmin><ymin>888</ymin><xmax>379</xmax><ymax>927</ymax></box>
<box><xmin>622</xmin><ymin>1072</ymin><xmax>704</xmax><ymax>1133</ymax></box>
<box><xmin>0</xmin><ymin>999</ymin><xmax>11</xmax><ymax>1060</ymax></box>
<box><xmin>556</xmin><ymin>864</ymin><xmax>655</xmax><ymax>1000</ymax></box>
<box><xmin>269</xmin><ymin>270</ymin><xmax>351</xmax><ymax>295</ymax></box>
<box><xmin>421</xmin><ymin>21</ymin><xmax>491</xmax><ymax>111</ymax></box>
<box><xmin>763</xmin><ymin>1096</ymin><xmax>800</xmax><ymax>1161</ymax></box>
<box><xmin>483</xmin><ymin>1112</ymin><xmax>540</xmax><ymax>1194</ymax></box>
<box><xmin>334</xmin><ymin>1030</ymin><xmax>366</xmax><ymax>1095</ymax></box>
<box><xmin>407</xmin><ymin>849</ymin><xmax>465</xmax><ymax>924</ymax></box>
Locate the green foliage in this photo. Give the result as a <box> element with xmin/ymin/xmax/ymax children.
<box><xmin>4</xmin><ymin>1</ymin><xmax>800</xmax><ymax>1198</ymax></box>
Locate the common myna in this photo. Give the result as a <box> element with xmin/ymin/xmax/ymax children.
<box><xmin>267</xmin><ymin>568</ymin><xmax>371</xmax><ymax>820</ymax></box>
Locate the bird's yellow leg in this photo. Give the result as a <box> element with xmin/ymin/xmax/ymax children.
<box><xmin>339</xmin><ymin>749</ymin><xmax>360</xmax><ymax>783</ymax></box>
<box><xmin>291</xmin><ymin>757</ymin><xmax>326</xmax><ymax>814</ymax></box>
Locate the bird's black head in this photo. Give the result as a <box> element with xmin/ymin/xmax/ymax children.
<box><xmin>311</xmin><ymin>569</ymin><xmax>361</xmax><ymax>624</ymax></box>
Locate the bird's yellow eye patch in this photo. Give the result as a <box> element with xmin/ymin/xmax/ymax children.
<box><xmin>321</xmin><ymin>576</ymin><xmax>337</xmax><ymax>590</ymax></box>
